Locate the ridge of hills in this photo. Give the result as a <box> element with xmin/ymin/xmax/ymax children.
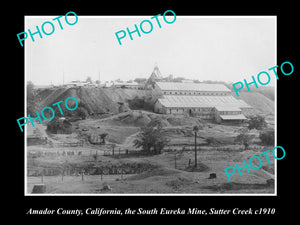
<box><xmin>37</xmin><ymin>86</ymin><xmax>274</xmax><ymax>116</ymax></box>
<box><xmin>37</xmin><ymin>87</ymin><xmax>152</xmax><ymax>115</ymax></box>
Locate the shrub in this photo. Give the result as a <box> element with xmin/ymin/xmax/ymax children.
<box><xmin>247</xmin><ymin>115</ymin><xmax>267</xmax><ymax>130</ymax></box>
<box><xmin>134</xmin><ymin>119</ymin><xmax>169</xmax><ymax>155</ymax></box>
<box><xmin>259</xmin><ymin>130</ymin><xmax>274</xmax><ymax>145</ymax></box>
<box><xmin>76</xmin><ymin>107</ymin><xmax>88</xmax><ymax>119</ymax></box>
<box><xmin>46</xmin><ymin>118</ymin><xmax>72</xmax><ymax>134</ymax></box>
<box><xmin>234</xmin><ymin>132</ymin><xmax>255</xmax><ymax>150</ymax></box>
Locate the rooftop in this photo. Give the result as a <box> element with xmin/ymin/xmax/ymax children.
<box><xmin>155</xmin><ymin>82</ymin><xmax>231</xmax><ymax>92</ymax></box>
<box><xmin>157</xmin><ymin>95</ymin><xmax>251</xmax><ymax>109</ymax></box>
<box><xmin>215</xmin><ymin>106</ymin><xmax>242</xmax><ymax>111</ymax></box>
<box><xmin>219</xmin><ymin>114</ymin><xmax>247</xmax><ymax>120</ymax></box>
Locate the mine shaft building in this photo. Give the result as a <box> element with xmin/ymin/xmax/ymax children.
<box><xmin>144</xmin><ymin>65</ymin><xmax>164</xmax><ymax>90</ymax></box>
<box><xmin>153</xmin><ymin>82</ymin><xmax>252</xmax><ymax>123</ymax></box>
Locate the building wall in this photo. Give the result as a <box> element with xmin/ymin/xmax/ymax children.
<box><xmin>153</xmin><ymin>83</ymin><xmax>249</xmax><ymax>123</ymax></box>
<box><xmin>156</xmin><ymin>104</ymin><xmax>245</xmax><ymax>122</ymax></box>
<box><xmin>154</xmin><ymin>101</ymin><xmax>166</xmax><ymax>114</ymax></box>
<box><xmin>169</xmin><ymin>108</ymin><xmax>186</xmax><ymax>114</ymax></box>
<box><xmin>217</xmin><ymin>110</ymin><xmax>241</xmax><ymax>115</ymax></box>
<box><xmin>158</xmin><ymin>90</ymin><xmax>230</xmax><ymax>96</ymax></box>
<box><xmin>215</xmin><ymin>109</ymin><xmax>246</xmax><ymax>123</ymax></box>
<box><xmin>241</xmin><ymin>107</ymin><xmax>254</xmax><ymax>115</ymax></box>
<box><xmin>215</xmin><ymin>110</ymin><xmax>222</xmax><ymax>123</ymax></box>
<box><xmin>154</xmin><ymin>84</ymin><xmax>231</xmax><ymax>96</ymax></box>
<box><xmin>215</xmin><ymin>114</ymin><xmax>222</xmax><ymax>123</ymax></box>
<box><xmin>161</xmin><ymin>106</ymin><xmax>215</xmax><ymax>119</ymax></box>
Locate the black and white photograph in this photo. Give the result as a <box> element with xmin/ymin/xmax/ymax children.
<box><xmin>13</xmin><ymin>3</ymin><xmax>298</xmax><ymax>220</ymax></box>
<box><xmin>23</xmin><ymin>15</ymin><xmax>277</xmax><ymax>195</ymax></box>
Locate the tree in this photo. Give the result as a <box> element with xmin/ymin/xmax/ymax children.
<box><xmin>115</xmin><ymin>78</ymin><xmax>123</xmax><ymax>83</ymax></box>
<box><xmin>259</xmin><ymin>129</ymin><xmax>274</xmax><ymax>145</ymax></box>
<box><xmin>27</xmin><ymin>81</ymin><xmax>37</xmax><ymax>115</ymax></box>
<box><xmin>206</xmin><ymin>137</ymin><xmax>218</xmax><ymax>145</ymax></box>
<box><xmin>133</xmin><ymin>119</ymin><xmax>169</xmax><ymax>155</ymax></box>
<box><xmin>134</xmin><ymin>78</ymin><xmax>147</xmax><ymax>84</ymax></box>
<box><xmin>247</xmin><ymin>115</ymin><xmax>267</xmax><ymax>130</ymax></box>
<box><xmin>100</xmin><ymin>133</ymin><xmax>108</xmax><ymax>144</ymax></box>
<box><xmin>235</xmin><ymin>132</ymin><xmax>254</xmax><ymax>150</ymax></box>
<box><xmin>46</xmin><ymin>118</ymin><xmax>72</xmax><ymax>134</ymax></box>
<box><xmin>173</xmin><ymin>77</ymin><xmax>185</xmax><ymax>82</ymax></box>
<box><xmin>76</xmin><ymin>107</ymin><xmax>88</xmax><ymax>120</ymax></box>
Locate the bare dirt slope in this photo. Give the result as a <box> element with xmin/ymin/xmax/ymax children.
<box><xmin>38</xmin><ymin>87</ymin><xmax>150</xmax><ymax>114</ymax></box>
<box><xmin>237</xmin><ymin>92</ymin><xmax>274</xmax><ymax>115</ymax></box>
<box><xmin>37</xmin><ymin>87</ymin><xmax>274</xmax><ymax>117</ymax></box>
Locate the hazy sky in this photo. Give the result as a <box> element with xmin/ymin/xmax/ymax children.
<box><xmin>25</xmin><ymin>16</ymin><xmax>276</xmax><ymax>85</ymax></box>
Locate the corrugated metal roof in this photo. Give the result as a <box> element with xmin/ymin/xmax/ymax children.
<box><xmin>156</xmin><ymin>82</ymin><xmax>231</xmax><ymax>92</ymax></box>
<box><xmin>219</xmin><ymin>114</ymin><xmax>247</xmax><ymax>120</ymax></box>
<box><xmin>157</xmin><ymin>95</ymin><xmax>251</xmax><ymax>109</ymax></box>
<box><xmin>215</xmin><ymin>106</ymin><xmax>242</xmax><ymax>111</ymax></box>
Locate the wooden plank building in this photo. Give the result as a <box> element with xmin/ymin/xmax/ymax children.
<box><xmin>153</xmin><ymin>82</ymin><xmax>252</xmax><ymax>123</ymax></box>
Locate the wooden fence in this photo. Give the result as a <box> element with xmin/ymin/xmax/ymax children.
<box><xmin>27</xmin><ymin>170</ymin><xmax>134</xmax><ymax>187</ymax></box>
<box><xmin>27</xmin><ymin>164</ymin><xmax>148</xmax><ymax>184</ymax></box>
<box><xmin>163</xmin><ymin>145</ymin><xmax>266</xmax><ymax>152</ymax></box>
<box><xmin>50</xmin><ymin>141</ymin><xmax>84</xmax><ymax>147</ymax></box>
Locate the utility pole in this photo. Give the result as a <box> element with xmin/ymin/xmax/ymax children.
<box><xmin>96</xmin><ymin>71</ymin><xmax>101</xmax><ymax>87</ymax></box>
<box><xmin>193</xmin><ymin>126</ymin><xmax>199</xmax><ymax>168</ymax></box>
<box><xmin>194</xmin><ymin>131</ymin><xmax>197</xmax><ymax>167</ymax></box>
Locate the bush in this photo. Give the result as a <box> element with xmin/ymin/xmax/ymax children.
<box><xmin>128</xmin><ymin>97</ymin><xmax>145</xmax><ymax>110</ymax></box>
<box><xmin>206</xmin><ymin>137</ymin><xmax>219</xmax><ymax>145</ymax></box>
<box><xmin>76</xmin><ymin>107</ymin><xmax>88</xmax><ymax>119</ymax></box>
<box><xmin>46</xmin><ymin>118</ymin><xmax>72</xmax><ymax>134</ymax></box>
<box><xmin>134</xmin><ymin>119</ymin><xmax>169</xmax><ymax>154</ymax></box>
<box><xmin>234</xmin><ymin>132</ymin><xmax>255</xmax><ymax>150</ymax></box>
<box><xmin>259</xmin><ymin>130</ymin><xmax>274</xmax><ymax>145</ymax></box>
<box><xmin>247</xmin><ymin>115</ymin><xmax>267</xmax><ymax>130</ymax></box>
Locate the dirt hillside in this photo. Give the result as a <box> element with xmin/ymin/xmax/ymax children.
<box><xmin>236</xmin><ymin>92</ymin><xmax>274</xmax><ymax>115</ymax></box>
<box><xmin>38</xmin><ymin>87</ymin><xmax>150</xmax><ymax>115</ymax></box>
<box><xmin>37</xmin><ymin>87</ymin><xmax>274</xmax><ymax>116</ymax></box>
